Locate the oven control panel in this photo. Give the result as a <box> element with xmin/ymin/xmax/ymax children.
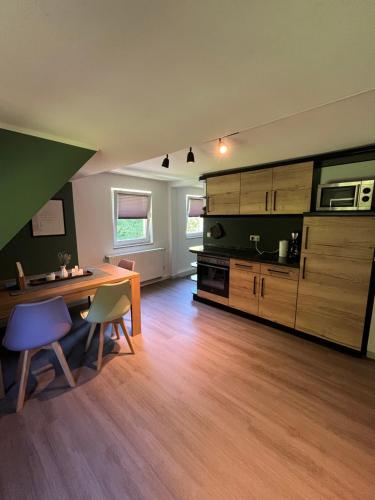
<box><xmin>197</xmin><ymin>255</ymin><xmax>229</xmax><ymax>268</ymax></box>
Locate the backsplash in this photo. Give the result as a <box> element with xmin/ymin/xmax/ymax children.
<box><xmin>203</xmin><ymin>216</ymin><xmax>303</xmax><ymax>252</ymax></box>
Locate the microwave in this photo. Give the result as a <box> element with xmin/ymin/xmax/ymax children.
<box><xmin>316</xmin><ymin>180</ymin><xmax>374</xmax><ymax>211</ymax></box>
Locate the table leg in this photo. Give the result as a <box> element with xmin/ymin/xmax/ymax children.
<box><xmin>131</xmin><ymin>275</ymin><xmax>142</xmax><ymax>336</ymax></box>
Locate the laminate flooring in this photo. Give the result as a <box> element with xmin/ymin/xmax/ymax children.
<box><xmin>0</xmin><ymin>278</ymin><xmax>374</xmax><ymax>499</ymax></box>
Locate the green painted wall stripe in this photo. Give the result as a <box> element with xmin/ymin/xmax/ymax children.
<box><xmin>0</xmin><ymin>128</ymin><xmax>95</xmax><ymax>250</ymax></box>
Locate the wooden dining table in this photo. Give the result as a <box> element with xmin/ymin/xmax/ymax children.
<box><xmin>0</xmin><ymin>263</ymin><xmax>141</xmax><ymax>399</ymax></box>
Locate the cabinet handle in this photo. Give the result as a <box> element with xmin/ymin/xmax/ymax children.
<box><xmin>265</xmin><ymin>191</ymin><xmax>268</xmax><ymax>211</ymax></box>
<box><xmin>302</xmin><ymin>257</ymin><xmax>306</xmax><ymax>279</ymax></box>
<box><xmin>235</xmin><ymin>263</ymin><xmax>253</xmax><ymax>270</ymax></box>
<box><xmin>267</xmin><ymin>268</ymin><xmax>289</xmax><ymax>275</ymax></box>
<box><xmin>261</xmin><ymin>277</ymin><xmax>265</xmax><ymax>297</ymax></box>
<box><xmin>304</xmin><ymin>226</ymin><xmax>309</xmax><ymax>250</ymax></box>
<box><xmin>273</xmin><ymin>190</ymin><xmax>277</xmax><ymax>211</ymax></box>
<box><xmin>253</xmin><ymin>276</ymin><xmax>257</xmax><ymax>295</ymax></box>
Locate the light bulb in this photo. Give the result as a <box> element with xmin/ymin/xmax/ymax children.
<box><xmin>218</xmin><ymin>138</ymin><xmax>228</xmax><ymax>155</ymax></box>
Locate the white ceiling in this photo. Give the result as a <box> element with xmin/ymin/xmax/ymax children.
<box><xmin>0</xmin><ymin>1</ymin><xmax>374</xmax><ymax>183</ymax></box>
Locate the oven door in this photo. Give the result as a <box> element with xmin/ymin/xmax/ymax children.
<box><xmin>197</xmin><ymin>262</ymin><xmax>229</xmax><ymax>298</ymax></box>
<box><xmin>316</xmin><ymin>182</ymin><xmax>359</xmax><ymax>211</ymax></box>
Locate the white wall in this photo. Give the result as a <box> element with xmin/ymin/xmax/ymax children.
<box><xmin>72</xmin><ymin>173</ymin><xmax>171</xmax><ymax>276</ymax></box>
<box><xmin>170</xmin><ymin>186</ymin><xmax>204</xmax><ymax>276</ymax></box>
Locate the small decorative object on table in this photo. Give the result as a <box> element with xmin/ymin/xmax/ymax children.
<box><xmin>15</xmin><ymin>261</ymin><xmax>26</xmax><ymax>290</ymax></box>
<box><xmin>57</xmin><ymin>251</ymin><xmax>71</xmax><ymax>278</ymax></box>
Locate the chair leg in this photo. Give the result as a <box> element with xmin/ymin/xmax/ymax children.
<box><xmin>16</xmin><ymin>350</ymin><xmax>32</xmax><ymax>413</ymax></box>
<box><xmin>51</xmin><ymin>342</ymin><xmax>76</xmax><ymax>388</ymax></box>
<box><xmin>97</xmin><ymin>323</ymin><xmax>105</xmax><ymax>371</ymax></box>
<box><xmin>85</xmin><ymin>323</ymin><xmax>97</xmax><ymax>352</ymax></box>
<box><xmin>119</xmin><ymin>319</ymin><xmax>135</xmax><ymax>354</ymax></box>
<box><xmin>113</xmin><ymin>322</ymin><xmax>120</xmax><ymax>340</ymax></box>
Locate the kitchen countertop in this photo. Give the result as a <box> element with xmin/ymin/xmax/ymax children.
<box><xmin>189</xmin><ymin>245</ymin><xmax>300</xmax><ymax>268</ymax></box>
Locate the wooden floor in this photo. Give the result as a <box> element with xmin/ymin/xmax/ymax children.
<box><xmin>0</xmin><ymin>278</ymin><xmax>374</xmax><ymax>500</ymax></box>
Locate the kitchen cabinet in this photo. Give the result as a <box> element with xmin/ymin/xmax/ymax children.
<box><xmin>301</xmin><ymin>216</ymin><xmax>375</xmax><ymax>260</ymax></box>
<box><xmin>296</xmin><ymin>216</ymin><xmax>375</xmax><ymax>350</ymax></box>
<box><xmin>206</xmin><ymin>173</ymin><xmax>240</xmax><ymax>215</ymax></box>
<box><xmin>258</xmin><ymin>272</ymin><xmax>298</xmax><ymax>328</ymax></box>
<box><xmin>229</xmin><ymin>259</ymin><xmax>298</xmax><ymax>327</ymax></box>
<box><xmin>239</xmin><ymin>162</ymin><xmax>313</xmax><ymax>216</ymax></box>
<box><xmin>296</xmin><ymin>253</ymin><xmax>372</xmax><ymax>349</ymax></box>
<box><xmin>229</xmin><ymin>259</ymin><xmax>260</xmax><ymax>314</ymax></box>
<box><xmin>240</xmin><ymin>169</ymin><xmax>272</xmax><ymax>214</ymax></box>
<box><xmin>271</xmin><ymin>162</ymin><xmax>313</xmax><ymax>214</ymax></box>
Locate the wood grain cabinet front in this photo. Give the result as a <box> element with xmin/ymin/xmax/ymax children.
<box><xmin>240</xmin><ymin>169</ymin><xmax>272</xmax><ymax>214</ymax></box>
<box><xmin>229</xmin><ymin>259</ymin><xmax>298</xmax><ymax>326</ymax></box>
<box><xmin>296</xmin><ymin>216</ymin><xmax>375</xmax><ymax>350</ymax></box>
<box><xmin>229</xmin><ymin>260</ymin><xmax>259</xmax><ymax>315</ymax></box>
<box><xmin>258</xmin><ymin>275</ymin><xmax>298</xmax><ymax>328</ymax></box>
<box><xmin>301</xmin><ymin>216</ymin><xmax>375</xmax><ymax>260</ymax></box>
<box><xmin>239</xmin><ymin>162</ymin><xmax>313</xmax><ymax>215</ymax></box>
<box><xmin>206</xmin><ymin>173</ymin><xmax>240</xmax><ymax>215</ymax></box>
<box><xmin>271</xmin><ymin>162</ymin><xmax>313</xmax><ymax>214</ymax></box>
<box><xmin>296</xmin><ymin>252</ymin><xmax>373</xmax><ymax>350</ymax></box>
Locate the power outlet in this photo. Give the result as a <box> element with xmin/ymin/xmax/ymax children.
<box><xmin>249</xmin><ymin>234</ymin><xmax>260</xmax><ymax>242</ymax></box>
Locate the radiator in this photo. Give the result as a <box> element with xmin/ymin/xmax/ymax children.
<box><xmin>105</xmin><ymin>248</ymin><xmax>166</xmax><ymax>282</ymax></box>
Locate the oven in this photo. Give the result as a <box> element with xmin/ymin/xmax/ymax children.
<box><xmin>197</xmin><ymin>255</ymin><xmax>230</xmax><ymax>298</ymax></box>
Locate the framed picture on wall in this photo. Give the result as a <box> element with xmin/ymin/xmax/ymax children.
<box><xmin>31</xmin><ymin>199</ymin><xmax>66</xmax><ymax>237</ymax></box>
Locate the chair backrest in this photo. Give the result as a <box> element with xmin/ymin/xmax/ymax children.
<box><xmin>118</xmin><ymin>259</ymin><xmax>136</xmax><ymax>272</ymax></box>
<box><xmin>3</xmin><ymin>296</ymin><xmax>72</xmax><ymax>351</ymax></box>
<box><xmin>86</xmin><ymin>280</ymin><xmax>131</xmax><ymax>323</ymax></box>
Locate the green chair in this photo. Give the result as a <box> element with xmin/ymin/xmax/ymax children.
<box><xmin>81</xmin><ymin>280</ymin><xmax>134</xmax><ymax>371</ymax></box>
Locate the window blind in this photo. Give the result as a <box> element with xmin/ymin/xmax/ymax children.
<box><xmin>187</xmin><ymin>197</ymin><xmax>204</xmax><ymax>217</ymax></box>
<box><xmin>117</xmin><ymin>192</ymin><xmax>150</xmax><ymax>219</ymax></box>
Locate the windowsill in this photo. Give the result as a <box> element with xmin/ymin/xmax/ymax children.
<box><xmin>186</xmin><ymin>234</ymin><xmax>203</xmax><ymax>240</ymax></box>
<box><xmin>113</xmin><ymin>240</ymin><xmax>154</xmax><ymax>249</ymax></box>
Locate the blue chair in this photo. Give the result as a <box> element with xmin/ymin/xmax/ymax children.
<box><xmin>2</xmin><ymin>296</ymin><xmax>76</xmax><ymax>412</ymax></box>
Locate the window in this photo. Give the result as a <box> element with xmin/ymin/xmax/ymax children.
<box><xmin>113</xmin><ymin>189</ymin><xmax>152</xmax><ymax>247</ymax></box>
<box><xmin>186</xmin><ymin>195</ymin><xmax>204</xmax><ymax>238</ymax></box>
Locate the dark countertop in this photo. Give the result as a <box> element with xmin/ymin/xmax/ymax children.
<box><xmin>189</xmin><ymin>245</ymin><xmax>300</xmax><ymax>268</ymax></box>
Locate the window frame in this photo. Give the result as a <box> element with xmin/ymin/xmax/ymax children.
<box><xmin>185</xmin><ymin>195</ymin><xmax>204</xmax><ymax>239</ymax></box>
<box><xmin>112</xmin><ymin>188</ymin><xmax>153</xmax><ymax>248</ymax></box>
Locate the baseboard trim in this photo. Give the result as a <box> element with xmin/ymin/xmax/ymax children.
<box><xmin>171</xmin><ymin>269</ymin><xmax>195</xmax><ymax>279</ymax></box>
<box><xmin>366</xmin><ymin>350</ymin><xmax>375</xmax><ymax>360</ymax></box>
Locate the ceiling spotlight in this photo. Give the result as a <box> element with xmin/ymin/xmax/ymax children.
<box><xmin>162</xmin><ymin>154</ymin><xmax>169</xmax><ymax>168</ymax></box>
<box><xmin>187</xmin><ymin>147</ymin><xmax>195</xmax><ymax>163</ymax></box>
<box><xmin>218</xmin><ymin>138</ymin><xmax>228</xmax><ymax>155</ymax></box>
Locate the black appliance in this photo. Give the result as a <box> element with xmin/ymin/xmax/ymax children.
<box><xmin>197</xmin><ymin>255</ymin><xmax>230</xmax><ymax>298</ymax></box>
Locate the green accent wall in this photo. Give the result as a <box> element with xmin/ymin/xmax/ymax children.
<box><xmin>0</xmin><ymin>128</ymin><xmax>95</xmax><ymax>250</ymax></box>
<box><xmin>0</xmin><ymin>183</ymin><xmax>78</xmax><ymax>280</ymax></box>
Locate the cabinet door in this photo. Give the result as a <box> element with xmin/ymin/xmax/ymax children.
<box><xmin>271</xmin><ymin>162</ymin><xmax>313</xmax><ymax>214</ymax></box>
<box><xmin>302</xmin><ymin>216</ymin><xmax>375</xmax><ymax>260</ymax></box>
<box><xmin>240</xmin><ymin>169</ymin><xmax>272</xmax><ymax>214</ymax></box>
<box><xmin>258</xmin><ymin>275</ymin><xmax>298</xmax><ymax>327</ymax></box>
<box><xmin>206</xmin><ymin>174</ymin><xmax>240</xmax><ymax>215</ymax></box>
<box><xmin>229</xmin><ymin>260</ymin><xmax>259</xmax><ymax>314</ymax></box>
<box><xmin>295</xmin><ymin>253</ymin><xmax>372</xmax><ymax>349</ymax></box>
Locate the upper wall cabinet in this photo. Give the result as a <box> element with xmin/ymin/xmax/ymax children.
<box><xmin>271</xmin><ymin>162</ymin><xmax>313</xmax><ymax>214</ymax></box>
<box><xmin>240</xmin><ymin>169</ymin><xmax>272</xmax><ymax>214</ymax></box>
<box><xmin>240</xmin><ymin>162</ymin><xmax>313</xmax><ymax>215</ymax></box>
<box><xmin>206</xmin><ymin>173</ymin><xmax>240</xmax><ymax>215</ymax></box>
<box><xmin>203</xmin><ymin>161</ymin><xmax>313</xmax><ymax>216</ymax></box>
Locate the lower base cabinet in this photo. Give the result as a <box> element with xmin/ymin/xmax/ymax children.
<box><xmin>229</xmin><ymin>260</ymin><xmax>298</xmax><ymax>328</ymax></box>
<box><xmin>295</xmin><ymin>253</ymin><xmax>372</xmax><ymax>350</ymax></box>
<box><xmin>258</xmin><ymin>275</ymin><xmax>298</xmax><ymax>328</ymax></box>
<box><xmin>229</xmin><ymin>260</ymin><xmax>260</xmax><ymax>315</ymax></box>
